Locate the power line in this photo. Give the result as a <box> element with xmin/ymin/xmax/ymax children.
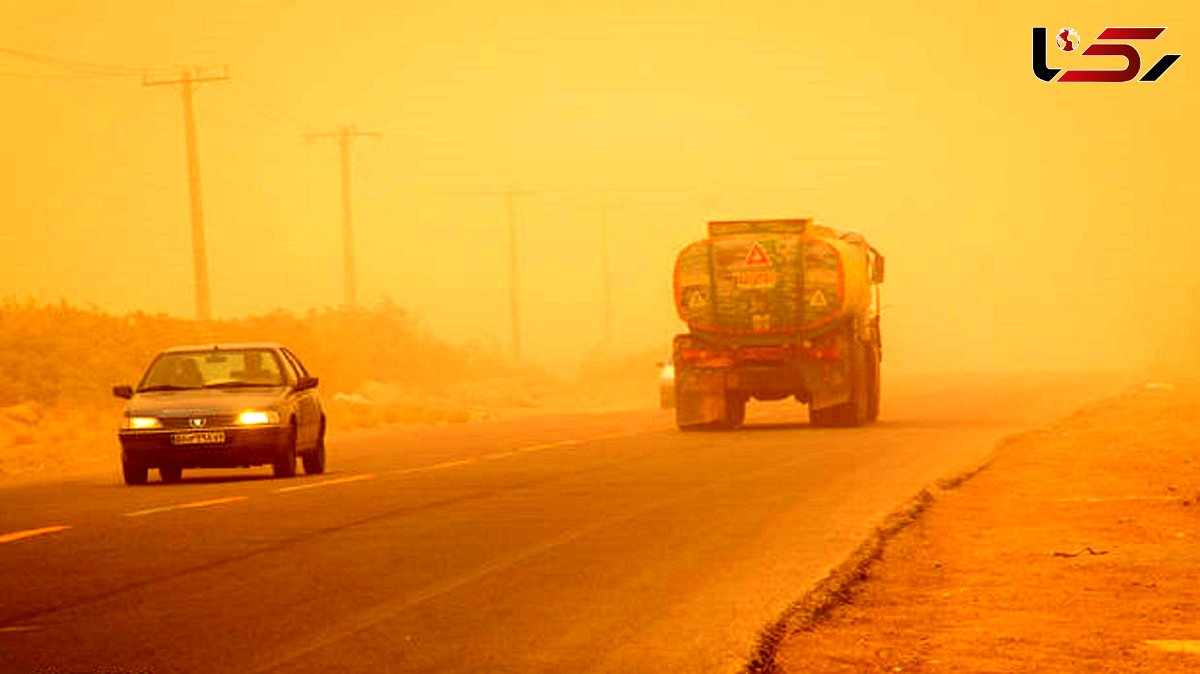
<box><xmin>0</xmin><ymin>69</ymin><xmax>132</xmax><ymax>80</ymax></box>
<box><xmin>0</xmin><ymin>45</ymin><xmax>144</xmax><ymax>77</ymax></box>
<box><xmin>229</xmin><ymin>81</ymin><xmax>309</xmax><ymax>131</ymax></box>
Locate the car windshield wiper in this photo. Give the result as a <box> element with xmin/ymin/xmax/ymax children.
<box><xmin>137</xmin><ymin>384</ymin><xmax>200</xmax><ymax>392</ymax></box>
<box><xmin>204</xmin><ymin>381</ymin><xmax>279</xmax><ymax>388</ymax></box>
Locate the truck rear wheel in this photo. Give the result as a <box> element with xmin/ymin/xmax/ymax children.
<box><xmin>808</xmin><ymin>403</ymin><xmax>840</xmax><ymax>427</ymax></box>
<box><xmin>722</xmin><ymin>393</ymin><xmax>746</xmax><ymax>428</ymax></box>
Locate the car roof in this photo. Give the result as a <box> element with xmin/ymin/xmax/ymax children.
<box><xmin>159</xmin><ymin>342</ymin><xmax>287</xmax><ymax>354</ymax></box>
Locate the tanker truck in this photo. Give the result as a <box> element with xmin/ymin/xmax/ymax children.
<box><xmin>671</xmin><ymin>218</ymin><xmax>884</xmax><ymax>429</ymax></box>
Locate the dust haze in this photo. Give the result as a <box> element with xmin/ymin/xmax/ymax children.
<box><xmin>2</xmin><ymin>1</ymin><xmax>1198</xmax><ymax>378</ymax></box>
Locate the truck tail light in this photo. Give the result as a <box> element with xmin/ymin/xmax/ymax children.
<box><xmin>805</xmin><ymin>346</ymin><xmax>842</xmax><ymax>361</ymax></box>
<box><xmin>738</xmin><ymin>346</ymin><xmax>788</xmax><ymax>362</ymax></box>
<box><xmin>678</xmin><ymin>348</ymin><xmax>733</xmax><ymax>367</ymax></box>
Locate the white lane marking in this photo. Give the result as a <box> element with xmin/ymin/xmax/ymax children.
<box><xmin>1060</xmin><ymin>496</ymin><xmax>1179</xmax><ymax>503</ymax></box>
<box><xmin>124</xmin><ymin>496</ymin><xmax>249</xmax><ymax>518</ymax></box>
<box><xmin>386</xmin><ymin>458</ymin><xmax>477</xmax><ymax>476</ymax></box>
<box><xmin>0</xmin><ymin>525</ymin><xmax>71</xmax><ymax>544</ymax></box>
<box><xmin>382</xmin><ymin>428</ymin><xmax>665</xmax><ymax>474</ymax></box>
<box><xmin>275</xmin><ymin>473</ymin><xmax>376</xmax><ymax>494</ymax></box>
<box><xmin>1146</xmin><ymin>640</ymin><xmax>1200</xmax><ymax>653</ymax></box>
<box><xmin>0</xmin><ymin>625</ymin><xmax>41</xmax><ymax>633</ymax></box>
<box><xmin>515</xmin><ymin>436</ymin><xmax>598</xmax><ymax>453</ymax></box>
<box><xmin>421</xmin><ymin>458</ymin><xmax>476</xmax><ymax>471</ymax></box>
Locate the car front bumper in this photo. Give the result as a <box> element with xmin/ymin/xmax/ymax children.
<box><xmin>118</xmin><ymin>425</ymin><xmax>291</xmax><ymax>469</ymax></box>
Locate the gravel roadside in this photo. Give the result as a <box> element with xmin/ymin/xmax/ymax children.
<box><xmin>755</xmin><ymin>380</ymin><xmax>1200</xmax><ymax>673</ymax></box>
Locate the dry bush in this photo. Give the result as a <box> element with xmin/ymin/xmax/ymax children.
<box><xmin>0</xmin><ymin>299</ymin><xmax>515</xmax><ymax>407</ymax></box>
<box><xmin>0</xmin><ymin>301</ymin><xmax>666</xmax><ymax>480</ymax></box>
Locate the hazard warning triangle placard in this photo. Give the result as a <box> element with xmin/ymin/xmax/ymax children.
<box><xmin>744</xmin><ymin>242</ymin><xmax>771</xmax><ymax>267</ymax></box>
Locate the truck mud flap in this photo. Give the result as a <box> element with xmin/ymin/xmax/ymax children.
<box><xmin>675</xmin><ymin>369</ymin><xmax>728</xmax><ymax>427</ymax></box>
<box><xmin>806</xmin><ymin>364</ymin><xmax>851</xmax><ymax>411</ymax></box>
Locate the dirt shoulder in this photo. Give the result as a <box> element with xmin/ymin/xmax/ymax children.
<box><xmin>757</xmin><ymin>380</ymin><xmax>1200</xmax><ymax>673</ymax></box>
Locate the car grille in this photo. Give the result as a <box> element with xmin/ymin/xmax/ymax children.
<box><xmin>159</xmin><ymin>414</ymin><xmax>240</xmax><ymax>430</ymax></box>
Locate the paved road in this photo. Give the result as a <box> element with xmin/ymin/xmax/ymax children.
<box><xmin>0</xmin><ymin>372</ymin><xmax>1125</xmax><ymax>673</ymax></box>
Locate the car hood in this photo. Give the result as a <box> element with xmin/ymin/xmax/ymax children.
<box><xmin>125</xmin><ymin>387</ymin><xmax>288</xmax><ymax>415</ymax></box>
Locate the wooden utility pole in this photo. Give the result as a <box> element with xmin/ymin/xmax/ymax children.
<box><xmin>506</xmin><ymin>188</ymin><xmax>522</xmax><ymax>362</ymax></box>
<box><xmin>452</xmin><ymin>186</ymin><xmax>537</xmax><ymax>363</ymax></box>
<box><xmin>599</xmin><ymin>203</ymin><xmax>613</xmax><ymax>345</ymax></box>
<box><xmin>144</xmin><ymin>67</ymin><xmax>229</xmax><ymax>321</ymax></box>
<box><xmin>305</xmin><ymin>126</ymin><xmax>381</xmax><ymax>309</ymax></box>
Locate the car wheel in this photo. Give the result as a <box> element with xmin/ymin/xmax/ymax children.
<box><xmin>123</xmin><ymin>457</ymin><xmax>148</xmax><ymax>486</ymax></box>
<box><xmin>273</xmin><ymin>424</ymin><xmax>298</xmax><ymax>478</ymax></box>
<box><xmin>302</xmin><ymin>421</ymin><xmax>326</xmax><ymax>475</ymax></box>
<box><xmin>159</xmin><ymin>465</ymin><xmax>183</xmax><ymax>483</ymax></box>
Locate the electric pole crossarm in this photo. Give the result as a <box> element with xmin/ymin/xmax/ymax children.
<box><xmin>142</xmin><ymin>66</ymin><xmax>230</xmax><ymax>87</ymax></box>
<box><xmin>304</xmin><ymin>132</ymin><xmax>382</xmax><ymax>141</ymax></box>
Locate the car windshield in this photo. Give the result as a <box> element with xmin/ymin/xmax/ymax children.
<box><xmin>138</xmin><ymin>349</ymin><xmax>285</xmax><ymax>390</ymax></box>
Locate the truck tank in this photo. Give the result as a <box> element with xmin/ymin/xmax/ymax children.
<box><xmin>673</xmin><ymin>219</ymin><xmax>874</xmax><ymax>340</ymax></box>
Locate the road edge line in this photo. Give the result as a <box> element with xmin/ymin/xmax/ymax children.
<box><xmin>739</xmin><ymin>439</ymin><xmax>1020</xmax><ymax>674</ymax></box>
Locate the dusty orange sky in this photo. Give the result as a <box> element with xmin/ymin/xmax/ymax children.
<box><xmin>1</xmin><ymin>1</ymin><xmax>1197</xmax><ymax>372</ymax></box>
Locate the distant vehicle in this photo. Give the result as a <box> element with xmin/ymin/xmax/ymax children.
<box><xmin>113</xmin><ymin>343</ymin><xmax>326</xmax><ymax>485</ymax></box>
<box><xmin>658</xmin><ymin>359</ymin><xmax>676</xmax><ymax>409</ymax></box>
<box><xmin>671</xmin><ymin>219</ymin><xmax>884</xmax><ymax>430</ymax></box>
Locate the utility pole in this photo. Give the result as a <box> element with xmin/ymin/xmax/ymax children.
<box><xmin>144</xmin><ymin>66</ymin><xmax>229</xmax><ymax>321</ymax></box>
<box><xmin>451</xmin><ymin>183</ymin><xmax>535</xmax><ymax>362</ymax></box>
<box><xmin>506</xmin><ymin>188</ymin><xmax>522</xmax><ymax>362</ymax></box>
<box><xmin>599</xmin><ymin>202</ymin><xmax>614</xmax><ymax>345</ymax></box>
<box><xmin>451</xmin><ymin>186</ymin><xmax>537</xmax><ymax>363</ymax></box>
<box><xmin>497</xmin><ymin>186</ymin><xmax>540</xmax><ymax>362</ymax></box>
<box><xmin>305</xmin><ymin>125</ymin><xmax>381</xmax><ymax>309</ymax></box>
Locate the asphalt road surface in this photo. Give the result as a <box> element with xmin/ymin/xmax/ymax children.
<box><xmin>0</xmin><ymin>372</ymin><xmax>1125</xmax><ymax>674</ymax></box>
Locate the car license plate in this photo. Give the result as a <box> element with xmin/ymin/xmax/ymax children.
<box><xmin>171</xmin><ymin>431</ymin><xmax>226</xmax><ymax>445</ymax></box>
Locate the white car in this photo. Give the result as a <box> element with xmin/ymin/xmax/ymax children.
<box><xmin>658</xmin><ymin>360</ymin><xmax>675</xmax><ymax>409</ymax></box>
<box><xmin>113</xmin><ymin>343</ymin><xmax>326</xmax><ymax>485</ymax></box>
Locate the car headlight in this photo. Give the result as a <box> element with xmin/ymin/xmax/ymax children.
<box><xmin>236</xmin><ymin>410</ymin><xmax>280</xmax><ymax>425</ymax></box>
<box><xmin>123</xmin><ymin>416</ymin><xmax>162</xmax><ymax>430</ymax></box>
<box><xmin>660</xmin><ymin>364</ymin><xmax>675</xmax><ymax>380</ymax></box>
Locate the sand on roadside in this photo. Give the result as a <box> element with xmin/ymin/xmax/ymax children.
<box><xmin>762</xmin><ymin>380</ymin><xmax>1200</xmax><ymax>673</ymax></box>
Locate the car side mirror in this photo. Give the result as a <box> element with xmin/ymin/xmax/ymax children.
<box><xmin>295</xmin><ymin>376</ymin><xmax>319</xmax><ymax>391</ymax></box>
<box><xmin>113</xmin><ymin>385</ymin><xmax>133</xmax><ymax>399</ymax></box>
